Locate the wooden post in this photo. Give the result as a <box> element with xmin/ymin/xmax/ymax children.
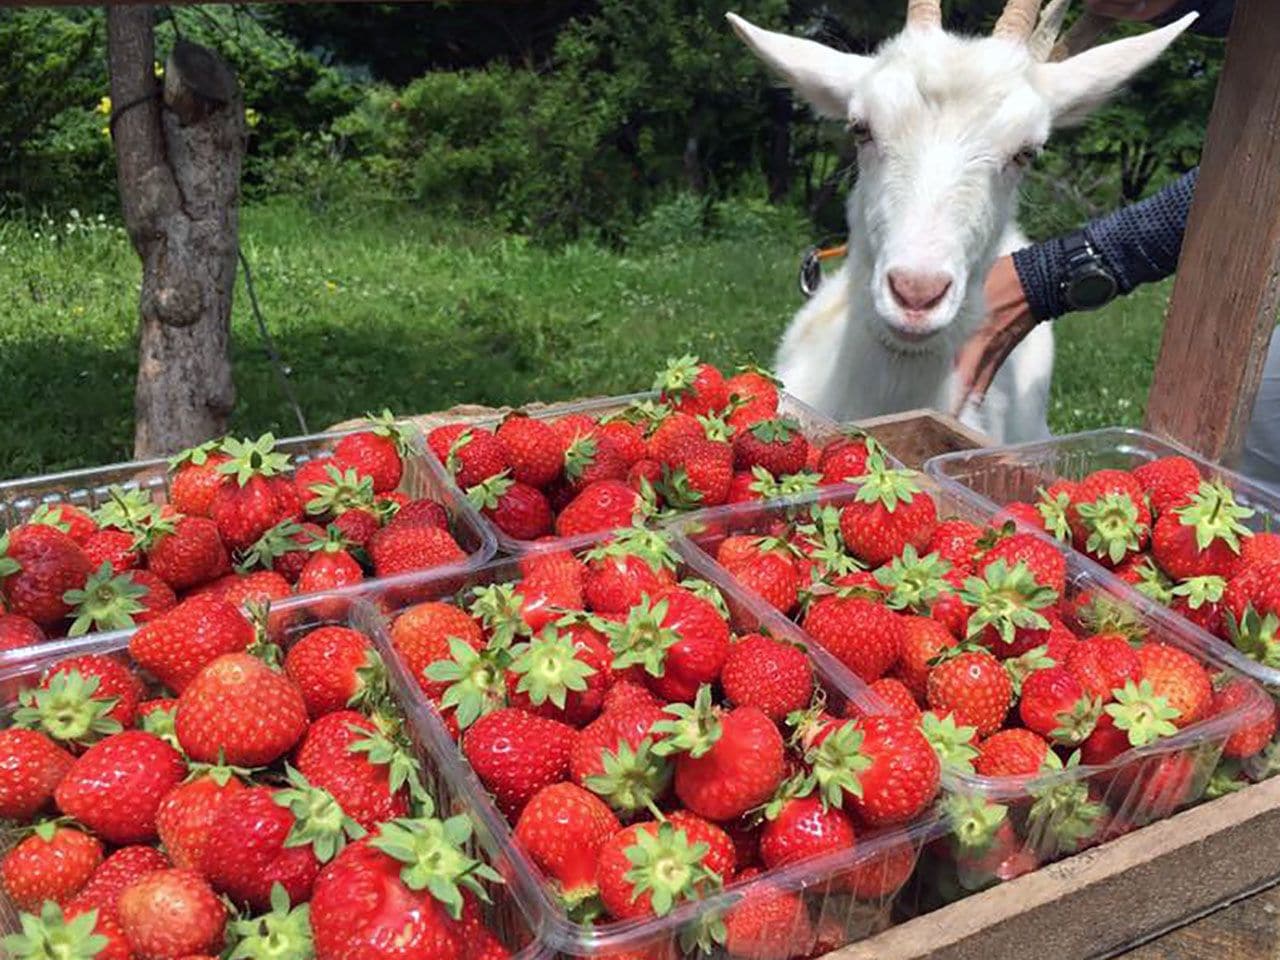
<box><xmin>1144</xmin><ymin>0</ymin><xmax>1280</xmax><ymax>465</ymax></box>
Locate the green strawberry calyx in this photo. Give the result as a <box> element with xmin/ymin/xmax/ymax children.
<box><xmin>1025</xmin><ymin>753</ymin><xmax>1107</xmax><ymax>854</ymax></box>
<box><xmin>583</xmin><ymin>527</ymin><xmax>680</xmax><ymax>575</ymax></box>
<box><xmin>563</xmin><ymin>435</ymin><xmax>601</xmax><ymax>483</ymax></box>
<box><xmin>186</xmin><ymin>756</ymin><xmax>258</xmax><ymax>787</ymax></box>
<box><xmin>238</xmin><ymin>521</ymin><xmax>314</xmax><ymax>575</ymax></box>
<box><xmin>228</xmin><ymin>882</ymin><xmax>314</xmax><ymax>960</ymax></box>
<box><xmin>348</xmin><ymin>648</ymin><xmax>391</xmax><ymax>714</ymax></box>
<box><xmin>1170</xmin><ymin>575</ymin><xmax>1227</xmax><ymax>611</ymax></box>
<box><xmin>372</xmin><ymin>815</ymin><xmax>501</xmax><ymax>921</ymax></box>
<box><xmin>62</xmin><ymin>562</ymin><xmax>148</xmax><ymax>637</ymax></box>
<box><xmin>3</xmin><ymin>901</ymin><xmax>109</xmax><ymax>960</ymax></box>
<box><xmin>140</xmin><ymin>702</ymin><xmax>180</xmax><ymax>749</ymax></box>
<box><xmin>1002</xmin><ymin>645</ymin><xmax>1056</xmax><ymax>697</ymax></box>
<box><xmin>657</xmin><ymin>465</ymin><xmax>705</xmax><ymax>511</ymax></box>
<box><xmin>622</xmin><ymin>822</ymin><xmax>718</xmax><ymax>917</ymax></box>
<box><xmin>805</xmin><ymin>720</ymin><xmax>872</xmax><ymax>809</ymax></box>
<box><xmin>747</xmin><ymin>417</ymin><xmax>800</xmax><ymax>445</ymax></box>
<box><xmin>348</xmin><ymin>720</ymin><xmax>433</xmax><ymax>811</ymax></box>
<box><xmin>960</xmin><ymin>560</ymin><xmax>1056</xmax><ymax>646</ymax></box>
<box><xmin>1048</xmin><ymin>695</ymin><xmax>1103</xmax><ymax>747</ymax></box>
<box><xmin>1104</xmin><ymin>679</ymin><xmax>1181</xmax><ymax>747</ymax></box>
<box><xmin>13</xmin><ymin>669</ymin><xmax>121</xmax><ymax>745</ymax></box>
<box><xmin>0</xmin><ymin>533</ymin><xmax>20</xmax><ymax>579</ymax></box>
<box><xmin>468</xmin><ymin>583</ymin><xmax>533</xmax><ymax>647</ymax></box>
<box><xmin>943</xmin><ymin>793</ymin><xmax>1008</xmax><ymax>854</ymax></box>
<box><xmin>306</xmin><ymin>525</ymin><xmax>356</xmax><ymax>556</ymax></box>
<box><xmin>696</xmin><ymin>414</ymin><xmax>733</xmax><ymax>444</ymax></box>
<box><xmin>508</xmin><ymin>626</ymin><xmax>597</xmax><ymax>711</ymax></box>
<box><xmin>920</xmin><ymin>711</ymin><xmax>980</xmax><ymax>774</ymax></box>
<box><xmin>1035</xmin><ymin>486</ymin><xmax>1073</xmax><ymax>542</ymax></box>
<box><xmin>465</xmin><ymin>472</ymin><xmax>515</xmax><ymax>513</ymax></box>
<box><xmin>604</xmin><ymin>596</ymin><xmax>681</xmax><ymax>677</ymax></box>
<box><xmin>306</xmin><ymin>465</ymin><xmax>376</xmax><ymax>518</ymax></box>
<box><xmin>360</xmin><ymin>408</ymin><xmax>417</xmax><ymax>456</ymax></box>
<box><xmin>167</xmin><ymin>438</ymin><xmax>223</xmax><ymax>471</ymax></box>
<box><xmin>874</xmin><ymin>545</ymin><xmax>953</xmax><ymax>613</ymax></box>
<box><xmin>1176</xmin><ymin>480</ymin><xmax>1254</xmax><ymax>553</ymax></box>
<box><xmin>603</xmin><ymin>398</ymin><xmax>672</xmax><ymax>430</ymax></box>
<box><xmin>1227</xmin><ymin>605</ymin><xmax>1280</xmax><ymax>669</ymax></box>
<box><xmin>851</xmin><ymin>453</ymin><xmax>920</xmax><ymax>512</ymax></box>
<box><xmin>423</xmin><ymin>637</ymin><xmax>511</xmax><ymax>731</ymax></box>
<box><xmin>652</xmin><ymin>685</ymin><xmax>722</xmax><ymax>758</ymax></box>
<box><xmin>1075</xmin><ymin>492</ymin><xmax>1148</xmax><ymax>565</ymax></box>
<box><xmin>1130</xmin><ymin>557</ymin><xmax>1175</xmax><ymax>606</ymax></box>
<box><xmin>274</xmin><ymin>765</ymin><xmax>365</xmax><ymax>864</ymax></box>
<box><xmin>218</xmin><ymin>434</ymin><xmax>292</xmax><ymax>486</ymax></box>
<box><xmin>653</xmin><ymin>354</ymin><xmax>705</xmax><ymax>400</ymax></box>
<box><xmin>583</xmin><ymin>738</ymin><xmax>673</xmax><ymax>817</ymax></box>
<box><xmin>28</xmin><ymin>504</ymin><xmax>75</xmax><ymax>534</ymax></box>
<box><xmin>92</xmin><ymin>486</ymin><xmax>162</xmax><ymax>537</ymax></box>
<box><xmin>747</xmin><ymin>465</ymin><xmax>822</xmax><ymax>500</ymax></box>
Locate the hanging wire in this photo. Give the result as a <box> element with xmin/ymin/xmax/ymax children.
<box><xmin>238</xmin><ymin>244</ymin><xmax>309</xmax><ymax>435</ymax></box>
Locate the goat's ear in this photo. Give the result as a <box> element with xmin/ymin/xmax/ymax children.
<box><xmin>727</xmin><ymin>13</ymin><xmax>870</xmax><ymax>120</ymax></box>
<box><xmin>1033</xmin><ymin>13</ymin><xmax>1197</xmax><ymax>128</ymax></box>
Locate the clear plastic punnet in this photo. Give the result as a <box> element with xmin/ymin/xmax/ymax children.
<box><xmin>420</xmin><ymin>390</ymin><xmax>858</xmax><ymax>554</ymax></box>
<box><xmin>663</xmin><ymin>474</ymin><xmax>1271</xmax><ymax>906</ymax></box>
<box><xmin>0</xmin><ymin>423</ymin><xmax>498</xmax><ymax>654</ymax></box>
<box><xmin>359</xmin><ymin>532</ymin><xmax>949</xmax><ymax>959</ymax></box>
<box><xmin>0</xmin><ymin>591</ymin><xmax>544</xmax><ymax>959</ymax></box>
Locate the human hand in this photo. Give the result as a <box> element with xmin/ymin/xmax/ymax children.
<box><xmin>952</xmin><ymin>255</ymin><xmax>1040</xmax><ymax>416</ymax></box>
<box><xmin>1084</xmin><ymin>0</ymin><xmax>1179</xmax><ymax>21</ymax></box>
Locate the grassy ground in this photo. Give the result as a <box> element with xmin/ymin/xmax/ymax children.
<box><xmin>0</xmin><ymin>199</ymin><xmax>1172</xmax><ymax>477</ymax></box>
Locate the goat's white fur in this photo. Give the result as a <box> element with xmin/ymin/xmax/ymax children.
<box><xmin>730</xmin><ymin>12</ymin><xmax>1198</xmax><ymax>444</ymax></box>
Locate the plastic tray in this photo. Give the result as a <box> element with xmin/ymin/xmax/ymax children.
<box><xmin>359</xmin><ymin>533</ymin><xmax>949</xmax><ymax>959</ymax></box>
<box><xmin>925</xmin><ymin>428</ymin><xmax>1280</xmax><ymax>695</ymax></box>
<box><xmin>423</xmin><ymin>390</ymin><xmax>853</xmax><ymax>554</ymax></box>
<box><xmin>0</xmin><ymin>590</ymin><xmax>544</xmax><ymax>959</ymax></box>
<box><xmin>0</xmin><ymin>424</ymin><xmax>498</xmax><ymax>651</ymax></box>
<box><xmin>665</xmin><ymin>476</ymin><xmax>1269</xmax><ymax>890</ymax></box>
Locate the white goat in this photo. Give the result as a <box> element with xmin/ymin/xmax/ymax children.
<box><xmin>729</xmin><ymin>0</ymin><xmax>1196</xmax><ymax>443</ymax></box>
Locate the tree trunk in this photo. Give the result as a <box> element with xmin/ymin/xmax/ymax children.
<box><xmin>107</xmin><ymin>6</ymin><xmax>243</xmax><ymax>458</ymax></box>
<box><xmin>765</xmin><ymin>88</ymin><xmax>793</xmax><ymax>203</ymax></box>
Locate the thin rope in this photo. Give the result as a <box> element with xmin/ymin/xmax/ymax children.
<box><xmin>238</xmin><ymin>244</ymin><xmax>309</xmax><ymax>435</ymax></box>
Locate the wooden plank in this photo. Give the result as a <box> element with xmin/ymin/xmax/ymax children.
<box><xmin>853</xmin><ymin>409</ymin><xmax>993</xmax><ymax>468</ymax></box>
<box><xmin>828</xmin><ymin>776</ymin><xmax>1280</xmax><ymax>960</ymax></box>
<box><xmin>1120</xmin><ymin>883</ymin><xmax>1280</xmax><ymax>960</ymax></box>
<box><xmin>1144</xmin><ymin>0</ymin><xmax>1280</xmax><ymax>464</ymax></box>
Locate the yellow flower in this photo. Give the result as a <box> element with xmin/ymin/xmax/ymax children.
<box><xmin>97</xmin><ymin>96</ymin><xmax>111</xmax><ymax>116</ymax></box>
<box><xmin>72</xmin><ymin>306</ymin><xmax>86</xmax><ymax>317</ymax></box>
<box><xmin>154</xmin><ymin>61</ymin><xmax>164</xmax><ymax>78</ymax></box>
<box><xmin>324</xmin><ymin>280</ymin><xmax>339</xmax><ymax>292</ymax></box>
<box><xmin>245</xmin><ymin>107</ymin><xmax>261</xmax><ymax>129</ymax></box>
<box><xmin>101</xmin><ymin>126</ymin><xmax>111</xmax><ymax>140</ymax></box>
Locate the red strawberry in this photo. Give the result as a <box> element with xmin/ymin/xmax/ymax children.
<box><xmin>817</xmin><ymin>436</ymin><xmax>875</xmax><ymax>486</ymax></box>
<box><xmin>294</xmin><ymin>710</ymin><xmax>413</xmax><ymax>830</ymax></box>
<box><xmin>129</xmin><ymin>595</ymin><xmax>254</xmax><ymax>694</ymax></box>
<box><xmin>981</xmin><ymin>532</ymin><xmax>1067</xmax><ymax>598</ymax></box>
<box><xmin>1241</xmin><ymin>532</ymin><xmax>1280</xmax><ymax>570</ymax></box>
<box><xmin>929</xmin><ymin>519</ymin><xmax>984</xmax><ymax>573</ymax></box>
<box><xmin>975</xmin><ymin>728</ymin><xmax>1050</xmax><ymax>776</ymax></box>
<box><xmin>118</xmin><ymin>868</ymin><xmax>226</xmax><ymax>959</ymax></box>
<box><xmin>0</xmin><ymin>728</ymin><xmax>73</xmax><ymax>820</ymax></box>
<box><xmin>1212</xmin><ymin>677</ymin><xmax>1277</xmax><ymax>759</ymax></box>
<box><xmin>995</xmin><ymin>501</ymin><xmax>1048</xmax><ymax>533</ymax></box>
<box><xmin>646</xmin><ymin>412</ymin><xmax>706</xmax><ymax>462</ymax></box>
<box><xmin>1135</xmin><ymin>643</ymin><xmax>1212</xmax><ymax>727</ymax></box>
<box><xmin>606</xmin><ymin>588</ymin><xmax>730</xmax><ymax>703</ymax></box>
<box><xmin>733</xmin><ymin>418</ymin><xmax>809</xmax><ymax>477</ymax></box>
<box><xmin>391</xmin><ymin>601</ymin><xmax>486</xmax><ymax>699</ymax></box>
<box><xmin>367</xmin><ymin>523</ymin><xmax>466</xmax><ymax>578</ymax></box>
<box><xmin>564</xmin><ymin>432</ymin><xmax>630</xmax><ymax>493</ymax></box>
<box><xmin>333</xmin><ymin>413</ymin><xmax>412</xmax><ymax>493</ymax></box>
<box><xmin>0</xmin><ymin>612</ymin><xmax>46</xmax><ymax>653</ymax></box>
<box><xmin>1064</xmin><ymin>633</ymin><xmax>1142</xmax><ymax>701</ymax></box>
<box><xmin>598</xmin><ymin>420</ymin><xmax>648</xmax><ymax>468</ymax></box>
<box><xmin>209</xmin><ymin>435</ymin><xmax>301</xmax><ymax>552</ymax></box>
<box><xmin>388</xmin><ymin>497</ymin><xmax>450</xmax><ymax>531</ymax></box>
<box><xmin>802</xmin><ymin>593</ymin><xmax>903</xmax><ymax>683</ymax></box>
<box><xmin>843</xmin><ymin>840</ymin><xmax>918</xmax><ymax>900</ymax></box>
<box><xmin>723</xmin><ymin>877</ymin><xmax>814</xmax><ymax>960</ymax></box>
<box><xmin>156</xmin><ymin>768</ymin><xmax>247</xmax><ymax>870</ymax></box>
<box><xmin>658</xmin><ymin>436</ymin><xmax>734</xmax><ymax>508</ymax></box>
<box><xmin>468</xmin><ymin>475</ymin><xmax>553</xmax><ymax>541</ymax></box>
<box><xmin>514</xmin><ymin>782</ymin><xmax>621</xmax><ymax>905</ymax></box>
<box><xmin>720</xmin><ymin>633</ymin><xmax>813</xmax><ymax>722</ymax></box>
<box><xmin>285</xmin><ymin>625</ymin><xmax>385</xmax><ymax>719</ymax></box>
<box><xmin>570</xmin><ymin>703</ymin><xmax>671</xmax><ymax>816</ymax></box>
<box><xmin>1133</xmin><ymin>456</ymin><xmax>1202</xmax><ymax>516</ymax></box>
<box><xmin>839</xmin><ymin>461</ymin><xmax>937</xmax><ymax>566</ymax></box>
<box><xmin>26</xmin><ymin>651</ymin><xmax>143</xmax><ymax>736</ymax></box>
<box><xmin>218</xmin><ymin>569</ymin><xmax>293</xmax><ymax>611</ymax></box>
<box><xmin>296</xmin><ymin>530</ymin><xmax>365</xmax><ymax>602</ymax></box>
<box><xmin>1018</xmin><ymin>667</ymin><xmax>1099</xmax><ymax>745</ymax></box>
<box><xmin>294</xmin><ymin>455</ymin><xmax>339</xmax><ymax>504</ymax></box>
<box><xmin>176</xmin><ymin>653</ymin><xmax>308</xmax><ymax>766</ymax></box>
<box><xmin>812</xmin><ymin>716</ymin><xmax>939</xmax><ymax>826</ymax></box>
<box><xmin>507</xmin><ymin>621</ymin><xmax>614</xmax><ymax>727</ymax></box>
<box><xmin>892</xmin><ymin>616</ymin><xmax>957</xmax><ymax>702</ymax></box>
<box><xmin>495</xmin><ymin>416</ymin><xmax>566</xmax><ymax>489</ymax></box>
<box><xmin>1067</xmin><ymin>469</ymin><xmax>1152</xmax><ymax>566</ymax></box>
<box><xmin>0</xmin><ymin>524</ymin><xmax>92</xmax><ymax>627</ymax></box>
<box><xmin>1</xmin><ymin>824</ymin><xmax>102</xmax><ymax>911</ymax></box>
<box><xmin>862</xmin><ymin>677</ymin><xmax>922</xmax><ymax>719</ymax></box>
<box><xmin>331</xmin><ymin>507</ymin><xmax>381</xmax><ymax>549</ymax></box>
<box><xmin>240</xmin><ymin>520</ymin><xmax>323</xmax><ymax>584</ymax></box>
<box><xmin>655</xmin><ymin>355</ymin><xmax>728</xmax><ymax>416</ymax></box>
<box><xmin>1150</xmin><ymin>481</ymin><xmax>1252</xmax><ymax>580</ymax></box>
<box><xmin>759</xmin><ymin>795</ymin><xmax>855</xmax><ymax>870</ymax></box>
<box><xmin>462</xmin><ymin>708</ymin><xmax>573</xmax><ymax>817</ymax></box>
<box><xmin>582</xmin><ymin>538</ymin><xmax>677</xmax><ymax>615</ymax></box>
<box><xmin>55</xmin><ymin>731</ymin><xmax>186</xmax><ymax>845</ymax></box>
<box><xmin>601</xmin><ymin>680</ymin><xmax>660</xmax><ymax>714</ymax></box>
<box><xmin>656</xmin><ymin>688</ymin><xmax>785</xmax><ymax>821</ymax></box>
<box><xmin>65</xmin><ymin>845</ymin><xmax>170</xmax><ymax>926</ymax></box>
<box><xmin>723</xmin><ymin>543</ymin><xmax>800</xmax><ymax>615</ymax></box>
<box><xmin>145</xmin><ymin>515</ymin><xmax>230</xmax><ymax>591</ymax></box>
<box><xmin>26</xmin><ymin>503</ymin><xmax>96</xmax><ymax>545</ymax></box>
<box><xmin>428</xmin><ymin>425</ymin><xmax>510</xmax><ymax>488</ymax></box>
<box><xmin>169</xmin><ymin>442</ymin><xmax>232</xmax><ymax>517</ymax></box>
<box><xmin>595</xmin><ymin>819</ymin><xmax>722</xmax><ymax>920</ymax></box>
<box><xmin>926</xmin><ymin>649</ymin><xmax>1011</xmax><ymax>737</ymax></box>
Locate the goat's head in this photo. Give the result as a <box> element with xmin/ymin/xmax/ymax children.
<box><xmin>729</xmin><ymin>1</ymin><xmax>1196</xmax><ymax>347</ymax></box>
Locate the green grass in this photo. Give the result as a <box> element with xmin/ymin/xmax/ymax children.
<box><xmin>0</xmin><ymin>199</ymin><xmax>1171</xmax><ymax>478</ymax></box>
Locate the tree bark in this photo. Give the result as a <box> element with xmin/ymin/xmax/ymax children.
<box><xmin>106</xmin><ymin>6</ymin><xmax>242</xmax><ymax>458</ymax></box>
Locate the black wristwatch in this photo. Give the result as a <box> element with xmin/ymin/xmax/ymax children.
<box><xmin>1060</xmin><ymin>231</ymin><xmax>1119</xmax><ymax>312</ymax></box>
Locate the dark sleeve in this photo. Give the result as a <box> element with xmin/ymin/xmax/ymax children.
<box><xmin>1012</xmin><ymin>168</ymin><xmax>1198</xmax><ymax>321</ymax></box>
<box><xmin>1155</xmin><ymin>0</ymin><xmax>1234</xmax><ymax>37</ymax></box>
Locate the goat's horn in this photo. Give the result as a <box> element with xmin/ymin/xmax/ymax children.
<box><xmin>992</xmin><ymin>0</ymin><xmax>1044</xmax><ymax>42</ymax></box>
<box><xmin>905</xmin><ymin>0</ymin><xmax>942</xmax><ymax>28</ymax></box>
<box><xmin>1028</xmin><ymin>0</ymin><xmax>1071</xmax><ymax>61</ymax></box>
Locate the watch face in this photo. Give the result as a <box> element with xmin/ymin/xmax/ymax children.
<box><xmin>1069</xmin><ymin>270</ymin><xmax>1117</xmax><ymax>310</ymax></box>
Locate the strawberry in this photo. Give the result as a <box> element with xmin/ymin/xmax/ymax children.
<box><xmin>391</xmin><ymin>601</ymin><xmax>485</xmax><ymax>698</ymax></box>
<box><xmin>0</xmin><ymin>612</ymin><xmax>46</xmax><ymax>653</ymax></box>
<box><xmin>462</xmin><ymin>708</ymin><xmax>573</xmax><ymax>817</ymax></box>
<box><xmin>129</xmin><ymin>594</ymin><xmax>254</xmax><ymax>694</ymax></box>
<box><xmin>1135</xmin><ymin>643</ymin><xmax>1212</xmax><ymax>727</ymax></box>
<box><xmin>723</xmin><ymin>877</ymin><xmax>813</xmax><ymax>960</ymax></box>
<box><xmin>1</xmin><ymin>823</ymin><xmax>102</xmax><ymax>910</ymax></box>
<box><xmin>209</xmin><ymin>434</ymin><xmax>301</xmax><ymax>552</ymax></box>
<box><xmin>506</xmin><ymin>622</ymin><xmax>614</xmax><ymax>727</ymax></box>
<box><xmin>802</xmin><ymin>593</ymin><xmax>903</xmax><ymax>683</ymax></box>
<box><xmin>1018</xmin><ymin>667</ymin><xmax>1100</xmax><ymax>745</ymax></box>
<box><xmin>892</xmin><ymin>616</ymin><xmax>957</xmax><ymax>702</ymax></box>
<box><xmin>1132</xmin><ymin>456</ymin><xmax>1202</xmax><ymax>516</ymax></box>
<box><xmin>926</xmin><ymin>649</ymin><xmax>1011</xmax><ymax>737</ymax></box>
<box><xmin>843</xmin><ymin>840</ymin><xmax>918</xmax><ymax>900</ymax></box>
<box><xmin>759</xmin><ymin>795</ymin><xmax>855</xmax><ymax>870</ymax></box>
<box><xmin>817</xmin><ymin>435</ymin><xmax>876</xmax><ymax>486</ymax></box>
<box><xmin>646</xmin><ymin>411</ymin><xmax>707</xmax><ymax>462</ymax></box>
<box><xmin>1150</xmin><ymin>481</ymin><xmax>1253</xmax><ymax>580</ymax></box>
<box><xmin>809</xmin><ymin>716</ymin><xmax>939</xmax><ymax>826</ymax></box>
<box><xmin>862</xmin><ymin>676</ymin><xmax>922</xmax><ymax>719</ymax></box>
<box><xmin>582</xmin><ymin>535</ymin><xmax>678</xmax><ymax>615</ymax></box>
<box><xmin>725</xmin><ymin>366</ymin><xmax>780</xmax><ymax>415</ymax></box>
<box><xmin>18</xmin><ymin>652</ymin><xmax>141</xmax><ymax>743</ymax></box>
<box><xmin>1067</xmin><ymin>469</ymin><xmax>1151</xmax><ymax>566</ymax></box>
<box><xmin>1212</xmin><ymin>677</ymin><xmax>1277</xmax><ymax>759</ymax></box>
<box><xmin>118</xmin><ymin>868</ymin><xmax>226</xmax><ymax>959</ymax></box>
<box><xmin>995</xmin><ymin>501</ymin><xmax>1048</xmax><ymax>533</ymax></box>
<box><xmin>217</xmin><ymin>570</ymin><xmax>293</xmax><ymax>611</ymax></box>
<box><xmin>367</xmin><ymin>523</ymin><xmax>466</xmax><ymax>578</ymax></box>
<box><xmin>64</xmin><ymin>846</ymin><xmax>170</xmax><ymax>926</ymax></box>
<box><xmin>838</xmin><ymin>458</ymin><xmax>937</xmax><ymax>566</ymax></box>
<box><xmin>733</xmin><ymin>418</ymin><xmax>809</xmax><ymax>477</ymax></box>
<box><xmin>518</xmin><ymin>551</ymin><xmax>588</xmax><ymax>628</ymax></box>
<box><xmin>653</xmin><ymin>686</ymin><xmax>785</xmax><ymax>821</ymax></box>
<box><xmin>78</xmin><ymin>529</ymin><xmax>137</xmax><ymax>576</ymax></box>
<box><xmin>960</xmin><ymin>560</ymin><xmax>1058</xmax><ymax>655</ymax></box>
<box><xmin>595</xmin><ymin>819</ymin><xmax>722</xmax><ymax>920</ymax></box>
<box><xmin>296</xmin><ymin>528</ymin><xmax>365</xmax><ymax>602</ymax></box>
<box><xmin>723</xmin><ymin>542</ymin><xmax>801</xmax><ymax>614</ymax></box>
<box><xmin>605</xmin><ymin>588</ymin><xmax>730</xmax><ymax>703</ymax></box>
<box><xmin>980</xmin><ymin>531</ymin><xmax>1067</xmax><ymax>597</ymax></box>
<box><xmin>601</xmin><ymin>680</ymin><xmax>660</xmax><ymax>714</ymax></box>
<box><xmin>564</xmin><ymin>432</ymin><xmax>630</xmax><ymax>493</ymax></box>
<box><xmin>176</xmin><ymin>653</ymin><xmax>308</xmax><ymax>766</ymax></box>
<box><xmin>285</xmin><ymin>624</ymin><xmax>386</xmax><ymax>719</ymax></box>
<box><xmin>28</xmin><ymin>503</ymin><xmax>97</xmax><ymax>545</ymax></box>
<box><xmin>1241</xmin><ymin>532</ymin><xmax>1280</xmax><ymax>570</ymax></box>
<box><xmin>4</xmin><ymin>902</ymin><xmax>132</xmax><ymax>960</ymax></box>
<box><xmin>655</xmin><ymin>355</ymin><xmax>728</xmax><ymax>417</ymax></box>
<box><xmin>1064</xmin><ymin>633</ymin><xmax>1142</xmax><ymax>701</ymax></box>
<box><xmin>928</xmin><ymin>519</ymin><xmax>984</xmax><ymax>573</ymax></box>
<box><xmin>295</xmin><ymin>710</ymin><xmax>414</xmax><ymax>830</ymax></box>
<box><xmin>720</xmin><ymin>633</ymin><xmax>813</xmax><ymax>722</ymax></box>
<box><xmin>429</xmin><ymin>425</ymin><xmax>510</xmax><ymax>488</ymax></box>
<box><xmin>0</xmin><ymin>524</ymin><xmax>92</xmax><ymax>627</ymax></box>
<box><xmin>333</xmin><ymin>411</ymin><xmax>413</xmax><ymax>493</ymax></box>
<box><xmin>55</xmin><ymin>731</ymin><xmax>186</xmax><ymax>845</ymax></box>
<box><xmin>388</xmin><ymin>497</ymin><xmax>451</xmax><ymax>531</ymax></box>
<box><xmin>156</xmin><ymin>767</ymin><xmax>247</xmax><ymax>870</ymax></box>
<box><xmin>658</xmin><ymin>435</ymin><xmax>734</xmax><ymax>508</ymax></box>
<box><xmin>598</xmin><ymin>419</ymin><xmax>648</xmax><ymax>468</ymax></box>
<box><xmin>0</xmin><ymin>728</ymin><xmax>73</xmax><ymax>820</ymax></box>
<box><xmin>168</xmin><ymin>441</ymin><xmax>232</xmax><ymax>516</ymax></box>
<box><xmin>494</xmin><ymin>415</ymin><xmax>566</xmax><ymax>489</ymax></box>
<box><xmin>468</xmin><ymin>474</ymin><xmax>553</xmax><ymax>541</ymax></box>
<box><xmin>975</xmin><ymin>728</ymin><xmax>1050</xmax><ymax>777</ymax></box>
<box><xmin>571</xmin><ymin>704</ymin><xmax>672</xmax><ymax>815</ymax></box>
<box><xmin>330</xmin><ymin>506</ymin><xmax>381</xmax><ymax>549</ymax></box>
<box><xmin>144</xmin><ymin>514</ymin><xmax>230</xmax><ymax>591</ymax></box>
<box><xmin>514</xmin><ymin>781</ymin><xmax>621</xmax><ymax>906</ymax></box>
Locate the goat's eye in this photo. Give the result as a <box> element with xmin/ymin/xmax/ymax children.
<box><xmin>1011</xmin><ymin>145</ymin><xmax>1040</xmax><ymax>169</ymax></box>
<box><xmin>847</xmin><ymin>119</ymin><xmax>873</xmax><ymax>145</ymax></box>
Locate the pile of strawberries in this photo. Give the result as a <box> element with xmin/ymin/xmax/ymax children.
<box><xmin>698</xmin><ymin>457</ymin><xmax>1276</xmax><ymax>864</ymax></box>
<box><xmin>991</xmin><ymin>458</ymin><xmax>1280</xmax><ymax>680</ymax></box>
<box><xmin>0</xmin><ymin>594</ymin><xmax>521</xmax><ymax>960</ymax></box>
<box><xmin>384</xmin><ymin>528</ymin><xmax>941</xmax><ymax>960</ymax></box>
<box><xmin>424</xmin><ymin>358</ymin><xmax>868</xmax><ymax>544</ymax></box>
<box><xmin>0</xmin><ymin>415</ymin><xmax>470</xmax><ymax>653</ymax></box>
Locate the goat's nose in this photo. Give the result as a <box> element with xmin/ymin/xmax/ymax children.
<box><xmin>887</xmin><ymin>270</ymin><xmax>953</xmax><ymax>313</ymax></box>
